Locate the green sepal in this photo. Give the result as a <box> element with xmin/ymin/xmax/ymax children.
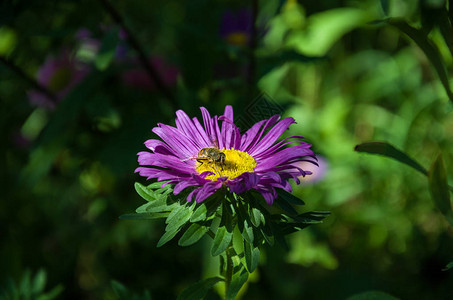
<box><xmin>119</xmin><ymin>212</ymin><xmax>170</xmax><ymax>220</ymax></box>
<box><xmin>178</xmin><ymin>223</ymin><xmax>210</xmax><ymax>247</ymax></box>
<box><xmin>428</xmin><ymin>155</ymin><xmax>453</xmax><ymax>226</ymax></box>
<box><xmin>226</xmin><ymin>265</ymin><xmax>249</xmax><ymax>300</ymax></box>
<box><xmin>177</xmin><ymin>277</ymin><xmax>224</xmax><ymax>300</ymax></box>
<box><xmin>244</xmin><ymin>240</ymin><xmax>260</xmax><ymax>273</ymax></box>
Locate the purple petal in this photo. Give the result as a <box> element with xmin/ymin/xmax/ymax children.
<box><xmin>248</xmin><ymin>117</ymin><xmax>296</xmax><ymax>157</ymax></box>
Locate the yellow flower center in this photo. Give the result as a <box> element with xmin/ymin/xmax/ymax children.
<box><xmin>226</xmin><ymin>32</ymin><xmax>249</xmax><ymax>46</ymax></box>
<box><xmin>195</xmin><ymin>148</ymin><xmax>256</xmax><ymax>181</ymax></box>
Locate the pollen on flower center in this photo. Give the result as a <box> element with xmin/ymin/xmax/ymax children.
<box><xmin>195</xmin><ymin>148</ymin><xmax>256</xmax><ymax>181</ymax></box>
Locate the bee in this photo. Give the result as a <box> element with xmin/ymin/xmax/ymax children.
<box><xmin>196</xmin><ymin>147</ymin><xmax>226</xmax><ymax>174</ymax></box>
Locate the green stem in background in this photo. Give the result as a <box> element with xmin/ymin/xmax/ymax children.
<box><xmin>224</xmin><ymin>245</ymin><xmax>234</xmax><ymax>299</ymax></box>
<box><xmin>0</xmin><ymin>56</ymin><xmax>58</xmax><ymax>106</ymax></box>
<box><xmin>98</xmin><ymin>0</ymin><xmax>177</xmax><ymax>110</ymax></box>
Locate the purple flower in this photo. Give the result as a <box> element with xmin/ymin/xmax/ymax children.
<box><xmin>298</xmin><ymin>155</ymin><xmax>328</xmax><ymax>184</ymax></box>
<box><xmin>28</xmin><ymin>50</ymin><xmax>89</xmax><ymax>109</ymax></box>
<box><xmin>135</xmin><ymin>106</ymin><xmax>316</xmax><ymax>205</ymax></box>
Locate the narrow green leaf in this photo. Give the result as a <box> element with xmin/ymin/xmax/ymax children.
<box><xmin>157</xmin><ymin>228</ymin><xmax>180</xmax><ymax>248</ymax></box>
<box><xmin>178</xmin><ymin>223</ymin><xmax>209</xmax><ymax>247</ymax></box>
<box><xmin>244</xmin><ymin>240</ymin><xmax>260</xmax><ymax>273</ymax></box>
<box><xmin>211</xmin><ymin>225</ymin><xmax>233</xmax><ymax>256</ymax></box>
<box><xmin>428</xmin><ymin>155</ymin><xmax>453</xmax><ymax>226</ymax></box>
<box><xmin>190</xmin><ymin>196</ymin><xmax>221</xmax><ymax>222</ymax></box>
<box><xmin>31</xmin><ymin>269</ymin><xmax>46</xmax><ymax>294</ymax></box>
<box><xmin>249</xmin><ymin>207</ymin><xmax>262</xmax><ymax>228</ymax></box>
<box><xmin>134</xmin><ymin>182</ymin><xmax>158</xmax><ymax>202</ymax></box>
<box><xmin>260</xmin><ymin>223</ymin><xmax>275</xmax><ymax>246</ymax></box>
<box><xmin>442</xmin><ymin>261</ymin><xmax>453</xmax><ymax>271</ymax></box>
<box><xmin>355</xmin><ymin>142</ymin><xmax>428</xmax><ymax>175</ymax></box>
<box><xmin>119</xmin><ymin>212</ymin><xmax>169</xmax><ymax>220</ymax></box>
<box><xmin>165</xmin><ymin>203</ymin><xmax>194</xmax><ymax>233</ymax></box>
<box><xmin>177</xmin><ymin>277</ymin><xmax>224</xmax><ymax>300</ymax></box>
<box><xmin>389</xmin><ymin>19</ymin><xmax>453</xmax><ymax>104</ymax></box>
<box><xmin>275</xmin><ymin>195</ymin><xmax>298</xmax><ymax>216</ymax></box>
<box><xmin>277</xmin><ymin>189</ymin><xmax>305</xmax><ymax>205</ymax></box>
<box><xmin>226</xmin><ymin>266</ymin><xmax>249</xmax><ymax>300</ymax></box>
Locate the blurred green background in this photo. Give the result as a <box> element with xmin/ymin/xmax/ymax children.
<box><xmin>1</xmin><ymin>0</ymin><xmax>453</xmax><ymax>299</ymax></box>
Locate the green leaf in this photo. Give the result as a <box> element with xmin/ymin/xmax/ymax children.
<box><xmin>277</xmin><ymin>189</ymin><xmax>305</xmax><ymax>205</ymax></box>
<box><xmin>389</xmin><ymin>19</ymin><xmax>453</xmax><ymax>104</ymax></box>
<box><xmin>178</xmin><ymin>223</ymin><xmax>209</xmax><ymax>247</ymax></box>
<box><xmin>260</xmin><ymin>224</ymin><xmax>275</xmax><ymax>246</ymax></box>
<box><xmin>190</xmin><ymin>196</ymin><xmax>221</xmax><ymax>222</ymax></box>
<box><xmin>157</xmin><ymin>228</ymin><xmax>180</xmax><ymax>248</ymax></box>
<box><xmin>31</xmin><ymin>269</ymin><xmax>46</xmax><ymax>294</ymax></box>
<box><xmin>177</xmin><ymin>277</ymin><xmax>224</xmax><ymax>300</ymax></box>
<box><xmin>226</xmin><ymin>265</ymin><xmax>249</xmax><ymax>300</ymax></box>
<box><xmin>119</xmin><ymin>212</ymin><xmax>169</xmax><ymax>220</ymax></box>
<box><xmin>442</xmin><ymin>261</ymin><xmax>453</xmax><ymax>271</ymax></box>
<box><xmin>428</xmin><ymin>155</ymin><xmax>453</xmax><ymax>226</ymax></box>
<box><xmin>135</xmin><ymin>182</ymin><xmax>171</xmax><ymax>202</ymax></box>
<box><xmin>244</xmin><ymin>240</ymin><xmax>260</xmax><ymax>273</ymax></box>
<box><xmin>275</xmin><ymin>195</ymin><xmax>298</xmax><ymax>216</ymax></box>
<box><xmin>249</xmin><ymin>207</ymin><xmax>263</xmax><ymax>228</ymax></box>
<box><xmin>236</xmin><ymin>201</ymin><xmax>254</xmax><ymax>244</ymax></box>
<box><xmin>354</xmin><ymin>142</ymin><xmax>428</xmax><ymax>176</ymax></box>
<box><xmin>211</xmin><ymin>225</ymin><xmax>233</xmax><ymax>256</ymax></box>
<box><xmin>165</xmin><ymin>204</ymin><xmax>194</xmax><ymax>233</ymax></box>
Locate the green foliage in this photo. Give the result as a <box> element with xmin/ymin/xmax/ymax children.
<box><xmin>177</xmin><ymin>277</ymin><xmax>223</xmax><ymax>300</ymax></box>
<box><xmin>428</xmin><ymin>155</ymin><xmax>453</xmax><ymax>226</ymax></box>
<box><xmin>111</xmin><ymin>280</ymin><xmax>151</xmax><ymax>300</ymax></box>
<box><xmin>355</xmin><ymin>142</ymin><xmax>428</xmax><ymax>176</ymax></box>
<box><xmin>0</xmin><ymin>270</ymin><xmax>63</xmax><ymax>300</ymax></box>
<box><xmin>347</xmin><ymin>290</ymin><xmax>399</xmax><ymax>300</ymax></box>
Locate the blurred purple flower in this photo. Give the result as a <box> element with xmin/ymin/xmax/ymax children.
<box><xmin>28</xmin><ymin>50</ymin><xmax>89</xmax><ymax>110</ymax></box>
<box><xmin>121</xmin><ymin>56</ymin><xmax>179</xmax><ymax>90</ymax></box>
<box><xmin>135</xmin><ymin>106</ymin><xmax>316</xmax><ymax>204</ymax></box>
<box><xmin>298</xmin><ymin>155</ymin><xmax>328</xmax><ymax>184</ymax></box>
<box><xmin>220</xmin><ymin>8</ymin><xmax>253</xmax><ymax>46</ymax></box>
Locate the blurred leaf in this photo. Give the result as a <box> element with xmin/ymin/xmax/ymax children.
<box><xmin>287</xmin><ymin>8</ymin><xmax>374</xmax><ymax>56</ymax></box>
<box><xmin>442</xmin><ymin>261</ymin><xmax>453</xmax><ymax>271</ymax></box>
<box><xmin>428</xmin><ymin>154</ymin><xmax>453</xmax><ymax>226</ymax></box>
<box><xmin>380</xmin><ymin>0</ymin><xmax>390</xmax><ymax>16</ymax></box>
<box><xmin>226</xmin><ymin>265</ymin><xmax>248</xmax><ymax>300</ymax></box>
<box><xmin>244</xmin><ymin>240</ymin><xmax>260</xmax><ymax>273</ymax></box>
<box><xmin>177</xmin><ymin>277</ymin><xmax>223</xmax><ymax>300</ymax></box>
<box><xmin>95</xmin><ymin>28</ymin><xmax>120</xmax><ymax>70</ymax></box>
<box><xmin>178</xmin><ymin>223</ymin><xmax>209</xmax><ymax>247</ymax></box>
<box><xmin>347</xmin><ymin>290</ymin><xmax>399</xmax><ymax>300</ymax></box>
<box><xmin>119</xmin><ymin>212</ymin><xmax>170</xmax><ymax>220</ymax></box>
<box><xmin>111</xmin><ymin>280</ymin><xmax>151</xmax><ymax>300</ymax></box>
<box><xmin>389</xmin><ymin>19</ymin><xmax>453</xmax><ymax>104</ymax></box>
<box><xmin>258</xmin><ymin>50</ymin><xmax>323</xmax><ymax>77</ymax></box>
<box><xmin>0</xmin><ymin>27</ymin><xmax>17</xmax><ymax>55</ymax></box>
<box><xmin>236</xmin><ymin>201</ymin><xmax>254</xmax><ymax>244</ymax></box>
<box><xmin>355</xmin><ymin>142</ymin><xmax>428</xmax><ymax>175</ymax></box>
